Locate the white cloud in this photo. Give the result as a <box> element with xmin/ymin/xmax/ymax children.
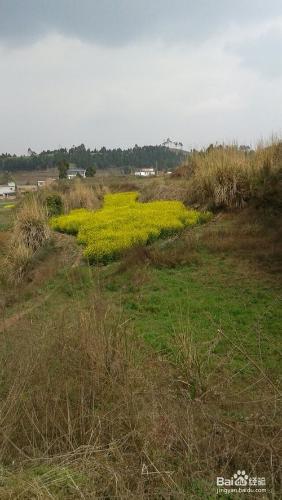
<box><xmin>0</xmin><ymin>14</ymin><xmax>282</xmax><ymax>154</ymax></box>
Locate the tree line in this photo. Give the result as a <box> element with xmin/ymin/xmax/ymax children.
<box><xmin>0</xmin><ymin>144</ymin><xmax>186</xmax><ymax>173</ymax></box>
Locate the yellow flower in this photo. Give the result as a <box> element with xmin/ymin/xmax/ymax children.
<box><xmin>50</xmin><ymin>192</ymin><xmax>211</xmax><ymax>262</ymax></box>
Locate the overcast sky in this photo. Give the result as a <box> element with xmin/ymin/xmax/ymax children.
<box><xmin>0</xmin><ymin>0</ymin><xmax>281</xmax><ymax>154</ymax></box>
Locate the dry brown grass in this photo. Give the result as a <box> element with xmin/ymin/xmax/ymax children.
<box><xmin>62</xmin><ymin>179</ymin><xmax>103</xmax><ymax>211</ymax></box>
<box><xmin>0</xmin><ymin>299</ymin><xmax>178</xmax><ymax>496</ymax></box>
<box><xmin>107</xmin><ymin>179</ymin><xmax>140</xmax><ymax>193</ymax></box>
<box><xmin>119</xmin><ymin>232</ymin><xmax>199</xmax><ymax>272</ymax></box>
<box><xmin>118</xmin><ymin>206</ymin><xmax>282</xmax><ymax>281</ymax></box>
<box><xmin>12</xmin><ymin>196</ymin><xmax>50</xmax><ymax>252</ymax></box>
<box><xmin>0</xmin><ymin>153</ymin><xmax>281</xmax><ymax>497</ymax></box>
<box><xmin>199</xmin><ymin>209</ymin><xmax>282</xmax><ymax>276</ymax></box>
<box><xmin>139</xmin><ymin>177</ymin><xmax>189</xmax><ymax>203</ymax></box>
<box><xmin>0</xmin><ymin>295</ymin><xmax>280</xmax><ymax>498</ymax></box>
<box><xmin>3</xmin><ymin>196</ymin><xmax>50</xmax><ymax>284</ymax></box>
<box><xmin>174</xmin><ymin>140</ymin><xmax>282</xmax><ymax>210</ymax></box>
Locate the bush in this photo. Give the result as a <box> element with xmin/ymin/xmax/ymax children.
<box><xmin>85</xmin><ymin>165</ymin><xmax>96</xmax><ymax>177</ymax></box>
<box><xmin>45</xmin><ymin>193</ymin><xmax>63</xmax><ymax>217</ymax></box>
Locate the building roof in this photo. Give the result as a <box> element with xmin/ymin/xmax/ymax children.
<box><xmin>67</xmin><ymin>168</ymin><xmax>86</xmax><ymax>173</ymax></box>
<box><xmin>135</xmin><ymin>168</ymin><xmax>155</xmax><ymax>171</ymax></box>
<box><xmin>0</xmin><ymin>181</ymin><xmax>15</xmax><ymax>186</ymax></box>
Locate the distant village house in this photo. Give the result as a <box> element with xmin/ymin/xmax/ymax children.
<box><xmin>67</xmin><ymin>168</ymin><xmax>86</xmax><ymax>179</ymax></box>
<box><xmin>37</xmin><ymin>178</ymin><xmax>56</xmax><ymax>188</ymax></box>
<box><xmin>0</xmin><ymin>181</ymin><xmax>16</xmax><ymax>198</ymax></box>
<box><xmin>134</xmin><ymin>168</ymin><xmax>155</xmax><ymax>177</ymax></box>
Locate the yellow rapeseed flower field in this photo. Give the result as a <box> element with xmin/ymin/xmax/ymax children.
<box><xmin>3</xmin><ymin>203</ymin><xmax>15</xmax><ymax>209</ymax></box>
<box><xmin>50</xmin><ymin>192</ymin><xmax>211</xmax><ymax>262</ymax></box>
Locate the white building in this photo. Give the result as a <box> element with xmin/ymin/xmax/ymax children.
<box><xmin>37</xmin><ymin>178</ymin><xmax>56</xmax><ymax>188</ymax></box>
<box><xmin>67</xmin><ymin>168</ymin><xmax>86</xmax><ymax>179</ymax></box>
<box><xmin>0</xmin><ymin>181</ymin><xmax>16</xmax><ymax>198</ymax></box>
<box><xmin>134</xmin><ymin>168</ymin><xmax>155</xmax><ymax>177</ymax></box>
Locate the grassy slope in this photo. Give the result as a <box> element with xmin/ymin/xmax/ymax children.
<box><xmin>0</xmin><ymin>207</ymin><xmax>281</xmax><ymax>498</ymax></box>
<box><xmin>105</xmin><ymin>252</ymin><xmax>281</xmax><ymax>374</ymax></box>
<box><xmin>1</xmin><ymin>208</ymin><xmax>281</xmax><ymax>390</ymax></box>
<box><xmin>0</xmin><ymin>200</ymin><xmax>15</xmax><ymax>231</ymax></box>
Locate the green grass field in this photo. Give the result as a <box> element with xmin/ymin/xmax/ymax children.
<box><xmin>104</xmin><ymin>253</ymin><xmax>281</xmax><ymax>374</ymax></box>
<box><xmin>0</xmin><ymin>202</ymin><xmax>281</xmax><ymax>498</ymax></box>
<box><xmin>0</xmin><ymin>200</ymin><xmax>15</xmax><ymax>231</ymax></box>
<box><xmin>3</xmin><ymin>211</ymin><xmax>280</xmax><ymax>386</ymax></box>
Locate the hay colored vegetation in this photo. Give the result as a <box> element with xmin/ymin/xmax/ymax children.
<box><xmin>50</xmin><ymin>192</ymin><xmax>211</xmax><ymax>262</ymax></box>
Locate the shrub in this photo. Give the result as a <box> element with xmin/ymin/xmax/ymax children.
<box><xmin>50</xmin><ymin>192</ymin><xmax>211</xmax><ymax>262</ymax></box>
<box><xmin>85</xmin><ymin>165</ymin><xmax>96</xmax><ymax>177</ymax></box>
<box><xmin>45</xmin><ymin>193</ymin><xmax>63</xmax><ymax>217</ymax></box>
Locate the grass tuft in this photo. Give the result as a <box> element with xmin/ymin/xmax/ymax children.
<box><xmin>62</xmin><ymin>178</ymin><xmax>101</xmax><ymax>211</ymax></box>
<box><xmin>4</xmin><ymin>196</ymin><xmax>50</xmax><ymax>283</ymax></box>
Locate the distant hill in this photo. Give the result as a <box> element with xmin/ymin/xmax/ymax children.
<box><xmin>0</xmin><ymin>144</ymin><xmax>186</xmax><ymax>173</ymax></box>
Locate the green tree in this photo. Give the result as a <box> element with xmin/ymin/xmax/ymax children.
<box><xmin>123</xmin><ymin>166</ymin><xmax>131</xmax><ymax>175</ymax></box>
<box><xmin>58</xmin><ymin>160</ymin><xmax>69</xmax><ymax>179</ymax></box>
<box><xmin>85</xmin><ymin>165</ymin><xmax>96</xmax><ymax>177</ymax></box>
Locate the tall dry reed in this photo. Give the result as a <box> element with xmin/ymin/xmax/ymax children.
<box><xmin>62</xmin><ymin>179</ymin><xmax>101</xmax><ymax>211</ymax></box>
<box><xmin>5</xmin><ymin>195</ymin><xmax>50</xmax><ymax>283</ymax></box>
<box><xmin>177</xmin><ymin>140</ymin><xmax>282</xmax><ymax>209</ymax></box>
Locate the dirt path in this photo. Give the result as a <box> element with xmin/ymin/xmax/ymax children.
<box><xmin>0</xmin><ymin>290</ymin><xmax>56</xmax><ymax>333</ymax></box>
<box><xmin>0</xmin><ymin>234</ymin><xmax>82</xmax><ymax>334</ymax></box>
